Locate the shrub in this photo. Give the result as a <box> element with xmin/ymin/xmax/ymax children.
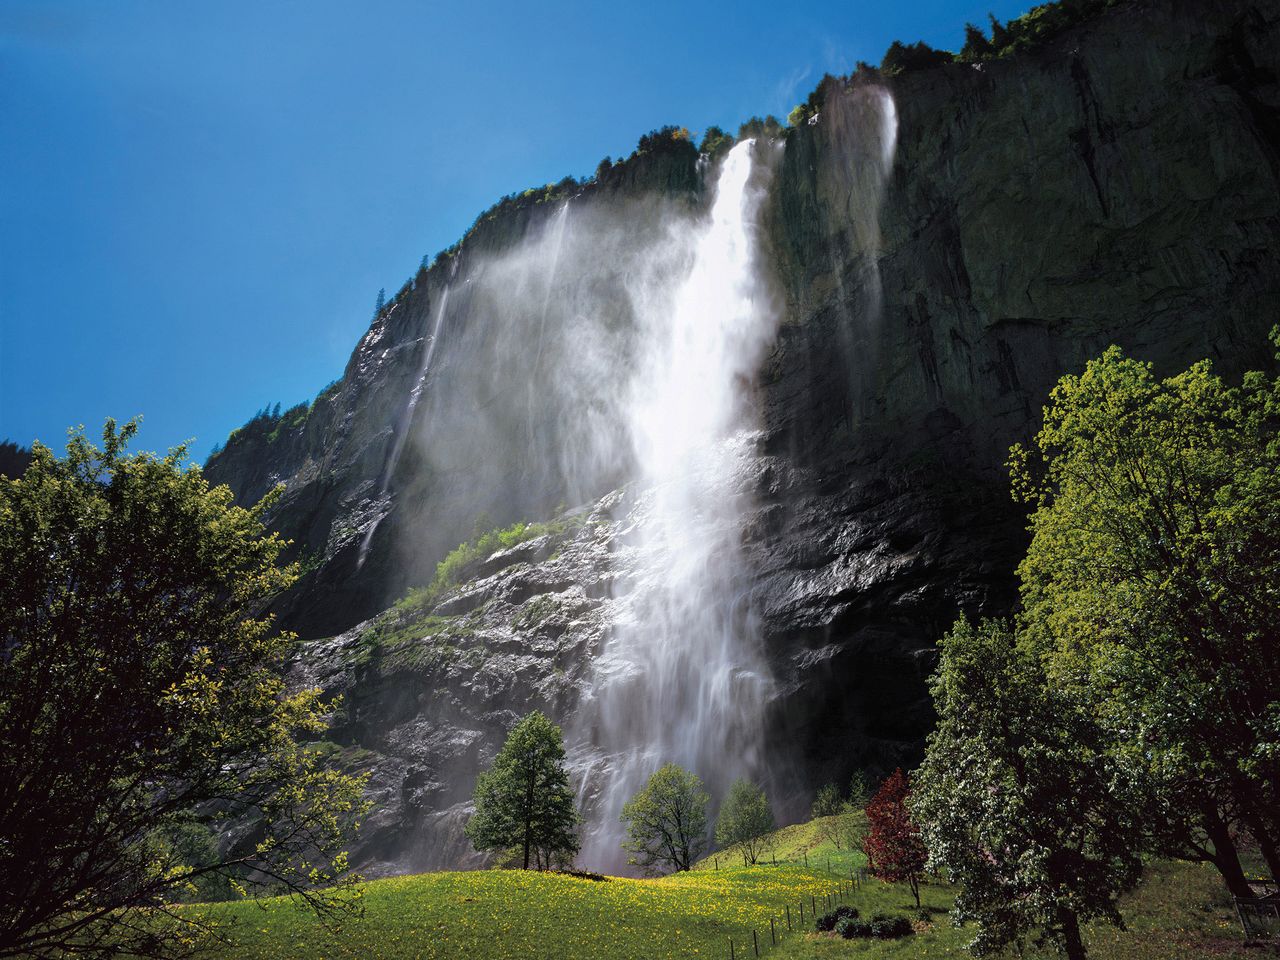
<box><xmin>866</xmin><ymin>914</ymin><xmax>913</xmax><ymax>939</ymax></box>
<box><xmin>817</xmin><ymin>905</ymin><xmax>857</xmax><ymax>931</ymax></box>
<box><xmin>837</xmin><ymin>917</ymin><xmax>872</xmax><ymax>939</ymax></box>
<box><xmin>811</xmin><ymin>782</ymin><xmax>842</xmax><ymax>818</ymax></box>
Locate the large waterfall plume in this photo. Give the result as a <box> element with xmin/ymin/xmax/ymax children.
<box><xmin>571</xmin><ymin>137</ymin><xmax>784</xmax><ymax>871</ymax></box>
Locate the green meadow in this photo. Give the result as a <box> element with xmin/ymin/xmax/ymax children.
<box><xmin>197</xmin><ymin>817</ymin><xmax>1257</xmax><ymax>960</ymax></box>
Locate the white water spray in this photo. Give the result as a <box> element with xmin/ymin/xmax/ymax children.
<box><xmin>357</xmin><ymin>283</ymin><xmax>451</xmax><ymax>570</ymax></box>
<box><xmin>571</xmin><ymin>138</ymin><xmax>783</xmax><ymax>870</ymax></box>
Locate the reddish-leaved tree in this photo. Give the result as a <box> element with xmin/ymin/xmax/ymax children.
<box><xmin>863</xmin><ymin>767</ymin><xmax>928</xmax><ymax>906</ymax></box>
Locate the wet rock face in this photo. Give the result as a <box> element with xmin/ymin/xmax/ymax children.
<box><xmin>210</xmin><ymin>0</ymin><xmax>1280</xmax><ymax>874</ymax></box>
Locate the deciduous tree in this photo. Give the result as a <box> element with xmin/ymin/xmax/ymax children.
<box><xmin>465</xmin><ymin>711</ymin><xmax>579</xmax><ymax>870</ymax></box>
<box><xmin>1010</xmin><ymin>334</ymin><xmax>1280</xmax><ymax>883</ymax></box>
<box><xmin>862</xmin><ymin>768</ymin><xmax>927</xmax><ymax>908</ymax></box>
<box><xmin>0</xmin><ymin>420</ymin><xmax>368</xmax><ymax>960</ymax></box>
<box><xmin>620</xmin><ymin>763</ymin><xmax>709</xmax><ymax>873</ymax></box>
<box><xmin>714</xmin><ymin>779</ymin><xmax>774</xmax><ymax>866</ymax></box>
<box><xmin>913</xmin><ymin>618</ymin><xmax>1143</xmax><ymax>960</ymax></box>
<box><xmin>811</xmin><ymin>783</ymin><xmax>842</xmax><ymax>819</ymax></box>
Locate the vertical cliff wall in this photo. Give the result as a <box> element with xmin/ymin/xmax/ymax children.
<box><xmin>205</xmin><ymin>0</ymin><xmax>1280</xmax><ymax>875</ymax></box>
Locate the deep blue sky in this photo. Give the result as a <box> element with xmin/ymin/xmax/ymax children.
<box><xmin>2</xmin><ymin>0</ymin><xmax>1031</xmax><ymax>462</ymax></box>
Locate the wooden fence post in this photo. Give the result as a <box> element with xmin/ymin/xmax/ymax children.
<box><xmin>771</xmin><ymin>918</ymin><xmax>776</xmax><ymax>945</ymax></box>
<box><xmin>729</xmin><ymin>938</ymin><xmax>735</xmax><ymax>960</ymax></box>
<box><xmin>786</xmin><ymin>904</ymin><xmax>791</xmax><ymax>930</ymax></box>
<box><xmin>752</xmin><ymin>929</ymin><xmax>759</xmax><ymax>957</ymax></box>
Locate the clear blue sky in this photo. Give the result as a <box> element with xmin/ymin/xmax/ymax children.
<box><xmin>1</xmin><ymin>0</ymin><xmax>1032</xmax><ymax>462</ymax></box>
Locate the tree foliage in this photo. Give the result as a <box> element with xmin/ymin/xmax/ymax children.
<box><xmin>913</xmin><ymin>619</ymin><xmax>1143</xmax><ymax>959</ymax></box>
<box><xmin>848</xmin><ymin>770</ymin><xmax>875</xmax><ymax>809</ymax></box>
<box><xmin>465</xmin><ymin>711</ymin><xmax>579</xmax><ymax>871</ymax></box>
<box><xmin>714</xmin><ymin>779</ymin><xmax>774</xmax><ymax>865</ymax></box>
<box><xmin>880</xmin><ymin>40</ymin><xmax>953</xmax><ymax>75</ymax></box>
<box><xmin>698</xmin><ymin>126</ymin><xmax>735</xmax><ymax>162</ymax></box>
<box><xmin>620</xmin><ymin>763</ymin><xmax>709</xmax><ymax>874</ymax></box>
<box><xmin>811</xmin><ymin>782</ymin><xmax>843</xmax><ymax>819</ymax></box>
<box><xmin>0</xmin><ymin>419</ymin><xmax>368</xmax><ymax>960</ymax></box>
<box><xmin>1010</xmin><ymin>336</ymin><xmax>1280</xmax><ymax>882</ymax></box>
<box><xmin>862</xmin><ymin>769</ymin><xmax>927</xmax><ymax>908</ymax></box>
<box><xmin>958</xmin><ymin>22</ymin><xmax>995</xmax><ymax>61</ymax></box>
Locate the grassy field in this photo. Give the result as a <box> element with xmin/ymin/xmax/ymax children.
<box><xmin>202</xmin><ymin>864</ymin><xmax>845</xmax><ymax>960</ymax></box>
<box><xmin>198</xmin><ymin>816</ymin><xmax>1268</xmax><ymax>960</ymax></box>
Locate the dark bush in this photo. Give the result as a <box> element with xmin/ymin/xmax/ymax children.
<box><xmin>837</xmin><ymin>917</ymin><xmax>872</xmax><ymax>939</ymax></box>
<box><xmin>816</xmin><ymin>905</ymin><xmax>857</xmax><ymax>932</ymax></box>
<box><xmin>869</xmin><ymin>915</ymin><xmax>914</xmax><ymax>939</ymax></box>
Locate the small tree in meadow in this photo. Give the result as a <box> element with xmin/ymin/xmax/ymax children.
<box><xmin>848</xmin><ymin>770</ymin><xmax>875</xmax><ymax>808</ymax></box>
<box><xmin>620</xmin><ymin>763</ymin><xmax>709</xmax><ymax>874</ymax></box>
<box><xmin>465</xmin><ymin>711</ymin><xmax>579</xmax><ymax>870</ymax></box>
<box><xmin>863</xmin><ymin>768</ymin><xmax>927</xmax><ymax>907</ymax></box>
<box><xmin>811</xmin><ymin>782</ymin><xmax>843</xmax><ymax>819</ymax></box>
<box><xmin>715</xmin><ymin>779</ymin><xmax>775</xmax><ymax>866</ymax></box>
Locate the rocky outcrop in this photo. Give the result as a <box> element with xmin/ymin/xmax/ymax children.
<box><xmin>208</xmin><ymin>0</ymin><xmax>1280</xmax><ymax>875</ymax></box>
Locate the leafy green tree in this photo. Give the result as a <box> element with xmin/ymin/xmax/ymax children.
<box><xmin>1009</xmin><ymin>335</ymin><xmax>1280</xmax><ymax>882</ymax></box>
<box><xmin>848</xmin><ymin>770</ymin><xmax>875</xmax><ymax>808</ymax></box>
<box><xmin>811</xmin><ymin>782</ymin><xmax>843</xmax><ymax>819</ymax></box>
<box><xmin>715</xmin><ymin>779</ymin><xmax>775</xmax><ymax>865</ymax></box>
<box><xmin>0</xmin><ymin>419</ymin><xmax>368</xmax><ymax>960</ymax></box>
<box><xmin>698</xmin><ymin>125</ymin><xmax>734</xmax><ymax>162</ymax></box>
<box><xmin>914</xmin><ymin>618</ymin><xmax>1144</xmax><ymax>960</ymax></box>
<box><xmin>465</xmin><ymin>711</ymin><xmax>579</xmax><ymax>870</ymax></box>
<box><xmin>620</xmin><ymin>763</ymin><xmax>709</xmax><ymax>873</ymax></box>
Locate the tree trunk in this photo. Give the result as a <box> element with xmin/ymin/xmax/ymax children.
<box><xmin>1236</xmin><ymin>797</ymin><xmax>1280</xmax><ymax>881</ymax></box>
<box><xmin>523</xmin><ymin>770</ymin><xmax>535</xmax><ymax>870</ymax></box>
<box><xmin>1204</xmin><ymin>809</ymin><xmax>1253</xmax><ymax>897</ymax></box>
<box><xmin>910</xmin><ymin>876</ymin><xmax>920</xmax><ymax>908</ymax></box>
<box><xmin>1059</xmin><ymin>908</ymin><xmax>1087</xmax><ymax>960</ymax></box>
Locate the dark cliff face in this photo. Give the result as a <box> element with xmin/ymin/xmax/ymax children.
<box><xmin>755</xmin><ymin>0</ymin><xmax>1280</xmax><ymax>791</ymax></box>
<box><xmin>206</xmin><ymin>0</ymin><xmax>1280</xmax><ymax>874</ymax></box>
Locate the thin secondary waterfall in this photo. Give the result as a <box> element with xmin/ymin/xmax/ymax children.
<box><xmin>572</xmin><ymin>138</ymin><xmax>782</xmax><ymax>871</ymax></box>
<box><xmin>357</xmin><ymin>282</ymin><xmax>452</xmax><ymax>570</ymax></box>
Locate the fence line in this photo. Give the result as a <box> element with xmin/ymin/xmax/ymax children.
<box><xmin>724</xmin><ymin>863</ymin><xmax>871</xmax><ymax>960</ymax></box>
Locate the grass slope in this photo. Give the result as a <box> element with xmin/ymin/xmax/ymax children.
<box><xmin>200</xmin><ymin>816</ymin><xmax>1261</xmax><ymax>960</ymax></box>
<box><xmin>204</xmin><ymin>865</ymin><xmax>844</xmax><ymax>960</ymax></box>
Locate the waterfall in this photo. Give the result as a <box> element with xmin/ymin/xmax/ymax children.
<box><xmin>357</xmin><ymin>282</ymin><xmax>452</xmax><ymax>570</ymax></box>
<box><xmin>571</xmin><ymin>138</ymin><xmax>782</xmax><ymax>871</ymax></box>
